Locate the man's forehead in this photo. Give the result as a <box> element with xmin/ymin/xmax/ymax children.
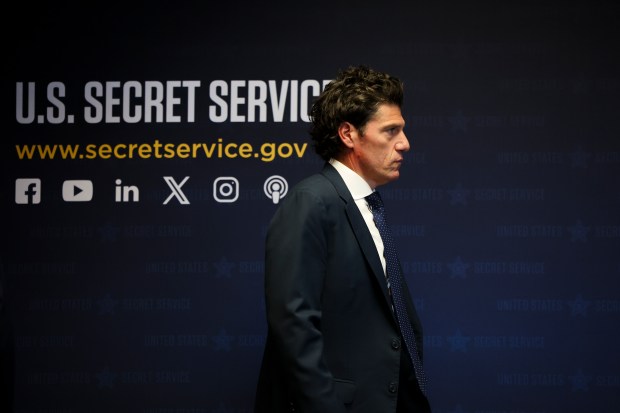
<box><xmin>372</xmin><ymin>104</ymin><xmax>405</xmax><ymax>124</ymax></box>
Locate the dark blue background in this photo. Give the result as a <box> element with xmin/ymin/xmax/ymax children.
<box><xmin>4</xmin><ymin>2</ymin><xmax>619</xmax><ymax>412</ymax></box>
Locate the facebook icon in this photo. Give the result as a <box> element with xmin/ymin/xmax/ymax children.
<box><xmin>15</xmin><ymin>178</ymin><xmax>41</xmax><ymax>204</ymax></box>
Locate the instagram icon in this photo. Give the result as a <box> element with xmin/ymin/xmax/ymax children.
<box><xmin>213</xmin><ymin>177</ymin><xmax>239</xmax><ymax>203</ymax></box>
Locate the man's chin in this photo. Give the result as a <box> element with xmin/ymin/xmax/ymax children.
<box><xmin>383</xmin><ymin>172</ymin><xmax>401</xmax><ymax>185</ymax></box>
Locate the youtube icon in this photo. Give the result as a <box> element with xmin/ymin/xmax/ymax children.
<box><xmin>62</xmin><ymin>180</ymin><xmax>93</xmax><ymax>202</ymax></box>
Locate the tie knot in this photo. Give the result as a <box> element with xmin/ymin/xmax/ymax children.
<box><xmin>365</xmin><ymin>191</ymin><xmax>384</xmax><ymax>212</ymax></box>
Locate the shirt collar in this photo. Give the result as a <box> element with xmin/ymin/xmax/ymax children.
<box><xmin>329</xmin><ymin>158</ymin><xmax>374</xmax><ymax>200</ymax></box>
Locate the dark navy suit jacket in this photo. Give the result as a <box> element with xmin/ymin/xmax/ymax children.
<box><xmin>254</xmin><ymin>163</ymin><xmax>429</xmax><ymax>413</ymax></box>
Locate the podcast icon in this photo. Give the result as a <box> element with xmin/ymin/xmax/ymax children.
<box><xmin>264</xmin><ymin>175</ymin><xmax>288</xmax><ymax>204</ymax></box>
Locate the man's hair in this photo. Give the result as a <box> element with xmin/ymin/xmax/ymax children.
<box><xmin>309</xmin><ymin>65</ymin><xmax>404</xmax><ymax>161</ymax></box>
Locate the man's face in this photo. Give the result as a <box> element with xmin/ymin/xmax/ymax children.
<box><xmin>348</xmin><ymin>104</ymin><xmax>410</xmax><ymax>188</ymax></box>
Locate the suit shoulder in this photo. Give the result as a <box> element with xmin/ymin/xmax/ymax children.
<box><xmin>292</xmin><ymin>173</ymin><xmax>332</xmax><ymax>192</ymax></box>
<box><xmin>283</xmin><ymin>172</ymin><xmax>345</xmax><ymax>205</ymax></box>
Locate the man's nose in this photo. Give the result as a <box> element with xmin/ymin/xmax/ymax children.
<box><xmin>399</xmin><ymin>132</ymin><xmax>411</xmax><ymax>152</ymax></box>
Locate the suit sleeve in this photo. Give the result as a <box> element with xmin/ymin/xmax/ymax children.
<box><xmin>264</xmin><ymin>188</ymin><xmax>347</xmax><ymax>413</ymax></box>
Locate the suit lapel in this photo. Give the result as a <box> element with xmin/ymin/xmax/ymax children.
<box><xmin>321</xmin><ymin>164</ymin><xmax>394</xmax><ymax>311</ymax></box>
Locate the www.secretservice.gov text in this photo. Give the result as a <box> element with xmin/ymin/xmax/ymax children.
<box><xmin>14</xmin><ymin>139</ymin><xmax>309</xmax><ymax>162</ymax></box>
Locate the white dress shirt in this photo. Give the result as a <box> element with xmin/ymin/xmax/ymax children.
<box><xmin>329</xmin><ymin>158</ymin><xmax>387</xmax><ymax>275</ymax></box>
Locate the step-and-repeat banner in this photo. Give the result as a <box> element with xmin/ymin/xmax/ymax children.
<box><xmin>4</xmin><ymin>3</ymin><xmax>619</xmax><ymax>413</ymax></box>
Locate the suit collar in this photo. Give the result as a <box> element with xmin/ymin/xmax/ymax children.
<box><xmin>321</xmin><ymin>162</ymin><xmax>353</xmax><ymax>204</ymax></box>
<box><xmin>321</xmin><ymin>163</ymin><xmax>394</xmax><ymax>313</ymax></box>
<box><xmin>328</xmin><ymin>159</ymin><xmax>374</xmax><ymax>200</ymax></box>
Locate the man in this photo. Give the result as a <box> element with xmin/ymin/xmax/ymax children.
<box><xmin>255</xmin><ymin>65</ymin><xmax>431</xmax><ymax>412</ymax></box>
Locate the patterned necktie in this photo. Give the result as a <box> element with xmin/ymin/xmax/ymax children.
<box><xmin>365</xmin><ymin>191</ymin><xmax>428</xmax><ymax>395</ymax></box>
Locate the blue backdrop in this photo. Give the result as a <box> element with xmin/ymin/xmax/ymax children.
<box><xmin>4</xmin><ymin>2</ymin><xmax>619</xmax><ymax>412</ymax></box>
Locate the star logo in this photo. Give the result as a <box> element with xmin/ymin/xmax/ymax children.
<box><xmin>448</xmin><ymin>405</ymin><xmax>469</xmax><ymax>413</ymax></box>
<box><xmin>450</xmin><ymin>42</ymin><xmax>472</xmax><ymax>61</ymax></box>
<box><xmin>97</xmin><ymin>294</ymin><xmax>118</xmax><ymax>315</ymax></box>
<box><xmin>567</xmin><ymin>220</ymin><xmax>590</xmax><ymax>242</ymax></box>
<box><xmin>571</xmin><ymin>79</ymin><xmax>591</xmax><ymax>94</ymax></box>
<box><xmin>567</xmin><ymin>294</ymin><xmax>591</xmax><ymax>317</ymax></box>
<box><xmin>212</xmin><ymin>329</ymin><xmax>235</xmax><ymax>352</ymax></box>
<box><xmin>568</xmin><ymin>369</ymin><xmax>592</xmax><ymax>391</ymax></box>
<box><xmin>96</xmin><ymin>366</ymin><xmax>117</xmax><ymax>389</ymax></box>
<box><xmin>211</xmin><ymin>403</ymin><xmax>234</xmax><ymax>413</ymax></box>
<box><xmin>447</xmin><ymin>329</ymin><xmax>471</xmax><ymax>352</ymax></box>
<box><xmin>97</xmin><ymin>222</ymin><xmax>121</xmax><ymax>242</ymax></box>
<box><xmin>448</xmin><ymin>183</ymin><xmax>471</xmax><ymax>206</ymax></box>
<box><xmin>214</xmin><ymin>257</ymin><xmax>235</xmax><ymax>278</ymax></box>
<box><xmin>449</xmin><ymin>110</ymin><xmax>471</xmax><ymax>133</ymax></box>
<box><xmin>569</xmin><ymin>147</ymin><xmax>591</xmax><ymax>168</ymax></box>
<box><xmin>448</xmin><ymin>256</ymin><xmax>470</xmax><ymax>279</ymax></box>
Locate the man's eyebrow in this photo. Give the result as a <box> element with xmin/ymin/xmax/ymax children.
<box><xmin>382</xmin><ymin>121</ymin><xmax>405</xmax><ymax>129</ymax></box>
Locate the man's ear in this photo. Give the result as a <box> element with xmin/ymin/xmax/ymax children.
<box><xmin>338</xmin><ymin>122</ymin><xmax>356</xmax><ymax>149</ymax></box>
